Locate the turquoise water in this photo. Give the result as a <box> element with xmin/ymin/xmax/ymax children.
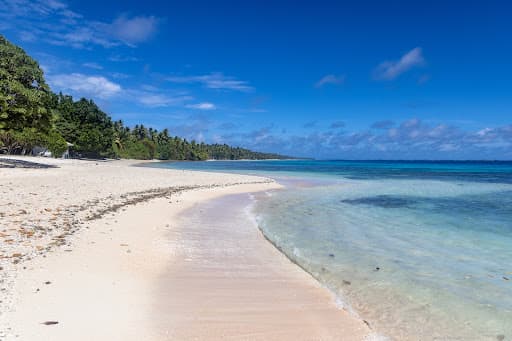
<box><xmin>149</xmin><ymin>160</ymin><xmax>512</xmax><ymax>340</ymax></box>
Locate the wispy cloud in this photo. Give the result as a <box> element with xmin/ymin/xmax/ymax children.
<box><xmin>108</xmin><ymin>54</ymin><xmax>139</xmax><ymax>62</ymax></box>
<box><xmin>329</xmin><ymin>121</ymin><xmax>346</xmax><ymax>129</ymax></box>
<box><xmin>373</xmin><ymin>47</ymin><xmax>425</xmax><ymax>80</ymax></box>
<box><xmin>133</xmin><ymin>93</ymin><xmax>193</xmax><ymax>108</ymax></box>
<box><xmin>48</xmin><ymin>73</ymin><xmax>121</xmax><ymax>99</ymax></box>
<box><xmin>167</xmin><ymin>72</ymin><xmax>253</xmax><ymax>92</ymax></box>
<box><xmin>315</xmin><ymin>74</ymin><xmax>345</xmax><ymax>88</ymax></box>
<box><xmin>167</xmin><ymin>114</ymin><xmax>213</xmax><ymax>142</ymax></box>
<box><xmin>371</xmin><ymin>120</ymin><xmax>395</xmax><ymax>129</ymax></box>
<box><xmin>214</xmin><ymin>118</ymin><xmax>512</xmax><ymax>159</ymax></box>
<box><xmin>0</xmin><ymin>0</ymin><xmax>76</xmax><ymax>19</ymax></box>
<box><xmin>186</xmin><ymin>102</ymin><xmax>216</xmax><ymax>110</ymax></box>
<box><xmin>110</xmin><ymin>72</ymin><xmax>130</xmax><ymax>79</ymax></box>
<box><xmin>119</xmin><ymin>84</ymin><xmax>194</xmax><ymax>108</ymax></box>
<box><xmin>99</xmin><ymin>85</ymin><xmax>197</xmax><ymax>108</ymax></box>
<box><xmin>34</xmin><ymin>52</ymin><xmax>73</xmax><ymax>74</ymax></box>
<box><xmin>82</xmin><ymin>62</ymin><xmax>103</xmax><ymax>70</ymax></box>
<box><xmin>0</xmin><ymin>0</ymin><xmax>160</xmax><ymax>49</ymax></box>
<box><xmin>104</xmin><ymin>15</ymin><xmax>160</xmax><ymax>46</ymax></box>
<box><xmin>217</xmin><ymin>122</ymin><xmax>238</xmax><ymax>130</ymax></box>
<box><xmin>303</xmin><ymin>121</ymin><xmax>318</xmax><ymax>129</ymax></box>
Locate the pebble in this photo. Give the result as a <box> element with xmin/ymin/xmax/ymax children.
<box><xmin>41</xmin><ymin>321</ymin><xmax>59</xmax><ymax>326</ymax></box>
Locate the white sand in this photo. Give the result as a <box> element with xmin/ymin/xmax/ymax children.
<box><xmin>0</xmin><ymin>157</ymin><xmax>371</xmax><ymax>340</ymax></box>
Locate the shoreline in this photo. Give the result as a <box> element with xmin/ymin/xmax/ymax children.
<box><xmin>150</xmin><ymin>189</ymin><xmax>371</xmax><ymax>340</ymax></box>
<box><xmin>1</xmin><ymin>157</ymin><xmax>372</xmax><ymax>340</ymax></box>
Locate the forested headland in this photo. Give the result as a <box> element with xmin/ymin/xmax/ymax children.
<box><xmin>0</xmin><ymin>35</ymin><xmax>289</xmax><ymax>160</ymax></box>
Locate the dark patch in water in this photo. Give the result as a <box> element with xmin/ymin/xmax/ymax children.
<box><xmin>340</xmin><ymin>192</ymin><xmax>512</xmax><ymax>235</ymax></box>
<box><xmin>341</xmin><ymin>195</ymin><xmax>415</xmax><ymax>208</ymax></box>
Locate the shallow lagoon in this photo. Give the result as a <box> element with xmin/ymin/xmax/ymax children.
<box><xmin>154</xmin><ymin>160</ymin><xmax>512</xmax><ymax>340</ymax></box>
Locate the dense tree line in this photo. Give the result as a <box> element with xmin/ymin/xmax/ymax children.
<box><xmin>0</xmin><ymin>35</ymin><xmax>288</xmax><ymax>160</ymax></box>
<box><xmin>111</xmin><ymin>122</ymin><xmax>286</xmax><ymax>160</ymax></box>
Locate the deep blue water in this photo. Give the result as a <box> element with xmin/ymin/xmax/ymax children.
<box><xmin>150</xmin><ymin>159</ymin><xmax>512</xmax><ymax>183</ymax></box>
<box><xmin>148</xmin><ymin>160</ymin><xmax>512</xmax><ymax>340</ymax></box>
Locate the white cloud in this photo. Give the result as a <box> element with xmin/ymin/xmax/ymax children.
<box><xmin>48</xmin><ymin>73</ymin><xmax>121</xmax><ymax>99</ymax></box>
<box><xmin>221</xmin><ymin>119</ymin><xmax>512</xmax><ymax>159</ymax></box>
<box><xmin>137</xmin><ymin>95</ymin><xmax>173</xmax><ymax>107</ymax></box>
<box><xmin>110</xmin><ymin>72</ymin><xmax>130</xmax><ymax>79</ymax></box>
<box><xmin>0</xmin><ymin>0</ymin><xmax>160</xmax><ymax>49</ymax></box>
<box><xmin>439</xmin><ymin>143</ymin><xmax>459</xmax><ymax>152</ymax></box>
<box><xmin>329</xmin><ymin>121</ymin><xmax>346</xmax><ymax>129</ymax></box>
<box><xmin>135</xmin><ymin>93</ymin><xmax>193</xmax><ymax>108</ymax></box>
<box><xmin>83</xmin><ymin>62</ymin><xmax>103</xmax><ymax>70</ymax></box>
<box><xmin>477</xmin><ymin>127</ymin><xmax>493</xmax><ymax>137</ymax></box>
<box><xmin>0</xmin><ymin>0</ymin><xmax>77</xmax><ymax>18</ymax></box>
<box><xmin>107</xmin><ymin>15</ymin><xmax>160</xmax><ymax>45</ymax></box>
<box><xmin>108</xmin><ymin>54</ymin><xmax>139</xmax><ymax>62</ymax></box>
<box><xmin>167</xmin><ymin>72</ymin><xmax>253</xmax><ymax>92</ymax></box>
<box><xmin>56</xmin><ymin>26</ymin><xmax>117</xmax><ymax>48</ymax></box>
<box><xmin>18</xmin><ymin>30</ymin><xmax>38</xmax><ymax>42</ymax></box>
<box><xmin>373</xmin><ymin>47</ymin><xmax>425</xmax><ymax>80</ymax></box>
<box><xmin>186</xmin><ymin>102</ymin><xmax>216</xmax><ymax>110</ymax></box>
<box><xmin>315</xmin><ymin>74</ymin><xmax>345</xmax><ymax>88</ymax></box>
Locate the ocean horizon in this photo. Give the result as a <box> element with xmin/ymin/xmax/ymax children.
<box><xmin>150</xmin><ymin>159</ymin><xmax>512</xmax><ymax>340</ymax></box>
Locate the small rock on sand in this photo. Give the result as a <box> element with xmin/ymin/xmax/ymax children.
<box><xmin>41</xmin><ymin>321</ymin><xmax>59</xmax><ymax>325</ymax></box>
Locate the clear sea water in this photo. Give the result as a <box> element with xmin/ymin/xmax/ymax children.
<box><xmin>148</xmin><ymin>160</ymin><xmax>512</xmax><ymax>340</ymax></box>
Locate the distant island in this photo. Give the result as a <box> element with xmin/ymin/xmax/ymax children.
<box><xmin>0</xmin><ymin>35</ymin><xmax>289</xmax><ymax>161</ymax></box>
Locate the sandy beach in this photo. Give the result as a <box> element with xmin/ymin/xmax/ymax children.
<box><xmin>0</xmin><ymin>157</ymin><xmax>371</xmax><ymax>340</ymax></box>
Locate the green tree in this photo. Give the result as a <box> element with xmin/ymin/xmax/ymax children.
<box><xmin>0</xmin><ymin>129</ymin><xmax>43</xmax><ymax>154</ymax></box>
<box><xmin>55</xmin><ymin>96</ymin><xmax>114</xmax><ymax>157</ymax></box>
<box><xmin>45</xmin><ymin>130</ymin><xmax>67</xmax><ymax>157</ymax></box>
<box><xmin>0</xmin><ymin>35</ymin><xmax>53</xmax><ymax>135</ymax></box>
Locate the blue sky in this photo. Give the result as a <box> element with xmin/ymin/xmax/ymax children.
<box><xmin>1</xmin><ymin>0</ymin><xmax>511</xmax><ymax>159</ymax></box>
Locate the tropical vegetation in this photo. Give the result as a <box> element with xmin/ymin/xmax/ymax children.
<box><xmin>0</xmin><ymin>35</ymin><xmax>287</xmax><ymax>160</ymax></box>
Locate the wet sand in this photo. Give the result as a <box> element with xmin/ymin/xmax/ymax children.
<box><xmin>152</xmin><ymin>193</ymin><xmax>371</xmax><ymax>340</ymax></box>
